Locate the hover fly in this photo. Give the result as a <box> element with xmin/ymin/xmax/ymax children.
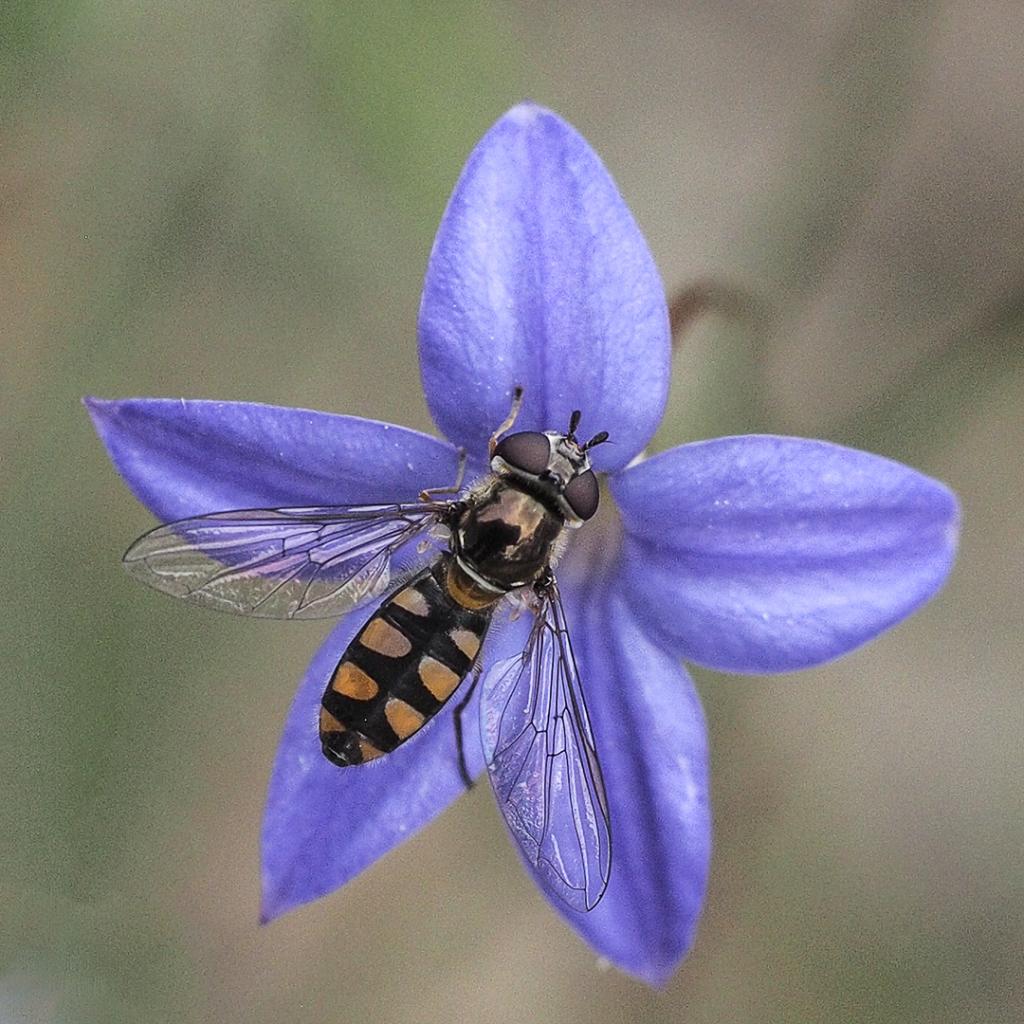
<box><xmin>122</xmin><ymin>389</ymin><xmax>612</xmax><ymax>911</ymax></box>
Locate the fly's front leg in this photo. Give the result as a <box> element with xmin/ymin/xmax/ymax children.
<box><xmin>489</xmin><ymin>385</ymin><xmax>524</xmax><ymax>459</ymax></box>
<box><xmin>533</xmin><ymin>566</ymin><xmax>556</xmax><ymax>602</ymax></box>
<box><xmin>420</xmin><ymin>447</ymin><xmax>467</xmax><ymax>501</ymax></box>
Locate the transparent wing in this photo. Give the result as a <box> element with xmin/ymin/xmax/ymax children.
<box><xmin>482</xmin><ymin>579</ymin><xmax>611</xmax><ymax>912</ymax></box>
<box><xmin>122</xmin><ymin>503</ymin><xmax>447</xmax><ymax>619</ymax></box>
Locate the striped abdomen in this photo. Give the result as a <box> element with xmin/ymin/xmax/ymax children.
<box><xmin>319</xmin><ymin>557</ymin><xmax>494</xmax><ymax>766</ymax></box>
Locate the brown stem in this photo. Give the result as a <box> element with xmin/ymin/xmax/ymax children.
<box><xmin>668</xmin><ymin>278</ymin><xmax>771</xmax><ymax>349</ymax></box>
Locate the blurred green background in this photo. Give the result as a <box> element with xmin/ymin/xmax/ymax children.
<box><xmin>3</xmin><ymin>3</ymin><xmax>1022</xmax><ymax>1022</ymax></box>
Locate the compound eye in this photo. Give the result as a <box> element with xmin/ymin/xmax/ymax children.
<box><xmin>564</xmin><ymin>470</ymin><xmax>599</xmax><ymax>521</ymax></box>
<box><xmin>493</xmin><ymin>431</ymin><xmax>551</xmax><ymax>475</ymax></box>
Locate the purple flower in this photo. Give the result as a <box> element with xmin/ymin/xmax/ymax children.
<box><xmin>86</xmin><ymin>104</ymin><xmax>959</xmax><ymax>985</ymax></box>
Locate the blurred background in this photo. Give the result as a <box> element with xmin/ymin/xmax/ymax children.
<box><xmin>2</xmin><ymin>2</ymin><xmax>1022</xmax><ymax>1022</ymax></box>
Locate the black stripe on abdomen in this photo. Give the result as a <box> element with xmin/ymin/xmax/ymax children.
<box><xmin>320</xmin><ymin>559</ymin><xmax>493</xmax><ymax>766</ymax></box>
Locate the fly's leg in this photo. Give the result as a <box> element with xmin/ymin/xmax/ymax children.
<box><xmin>453</xmin><ymin>667</ymin><xmax>483</xmax><ymax>790</ymax></box>
<box><xmin>488</xmin><ymin>385</ymin><xmax>524</xmax><ymax>458</ymax></box>
<box><xmin>534</xmin><ymin>566</ymin><xmax>554</xmax><ymax>593</ymax></box>
<box><xmin>420</xmin><ymin>447</ymin><xmax>467</xmax><ymax>501</ymax></box>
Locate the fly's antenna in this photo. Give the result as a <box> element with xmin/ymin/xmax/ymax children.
<box><xmin>566</xmin><ymin>410</ymin><xmax>608</xmax><ymax>451</ymax></box>
<box><xmin>567</xmin><ymin>409</ymin><xmax>582</xmax><ymax>441</ymax></box>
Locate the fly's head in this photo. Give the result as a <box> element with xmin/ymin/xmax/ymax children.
<box><xmin>491</xmin><ymin>410</ymin><xmax>609</xmax><ymax>528</ymax></box>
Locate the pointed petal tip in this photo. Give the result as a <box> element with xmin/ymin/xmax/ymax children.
<box><xmin>942</xmin><ymin>478</ymin><xmax>962</xmax><ymax>529</ymax></box>
<box><xmin>258</xmin><ymin>891</ymin><xmax>283</xmax><ymax>926</ymax></box>
<box><xmin>84</xmin><ymin>395</ymin><xmax>122</xmax><ymax>455</ymax></box>
<box><xmin>640</xmin><ymin>966</ymin><xmax>674</xmax><ymax>990</ymax></box>
<box><xmin>599</xmin><ymin>953</ymin><xmax>680</xmax><ymax>988</ymax></box>
<box><xmin>83</xmin><ymin>394</ymin><xmax>118</xmax><ymax>410</ymax></box>
<box><xmin>503</xmin><ymin>100</ymin><xmax>545</xmax><ymax>123</ymax></box>
<box><xmin>259</xmin><ymin>868</ymin><xmax>310</xmax><ymax>926</ymax></box>
<box><xmin>82</xmin><ymin>394</ymin><xmax>108</xmax><ymax>423</ymax></box>
<box><xmin>84</xmin><ymin>395</ymin><xmax>141</xmax><ymax>448</ymax></box>
<box><xmin>500</xmin><ymin>101</ymin><xmax>563</xmax><ymax>130</ymax></box>
<box><xmin>938</xmin><ymin>482</ymin><xmax>961</xmax><ymax>568</ymax></box>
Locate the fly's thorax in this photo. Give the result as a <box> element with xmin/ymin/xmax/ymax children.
<box><xmin>453</xmin><ymin>478</ymin><xmax>564</xmax><ymax>591</ymax></box>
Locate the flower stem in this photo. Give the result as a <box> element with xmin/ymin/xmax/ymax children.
<box><xmin>667</xmin><ymin>278</ymin><xmax>770</xmax><ymax>350</ymax></box>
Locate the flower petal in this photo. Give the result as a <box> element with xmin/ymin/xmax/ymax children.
<box><xmin>613</xmin><ymin>435</ymin><xmax>961</xmax><ymax>673</ymax></box>
<box><xmin>85</xmin><ymin>397</ymin><xmax>461</xmax><ymax>521</ymax></box>
<box><xmin>261</xmin><ymin>603</ymin><xmax>521</xmax><ymax>922</ymax></box>
<box><xmin>510</xmin><ymin>582</ymin><xmax>711</xmax><ymax>985</ymax></box>
<box><xmin>418</xmin><ymin>104</ymin><xmax>670</xmax><ymax>472</ymax></box>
